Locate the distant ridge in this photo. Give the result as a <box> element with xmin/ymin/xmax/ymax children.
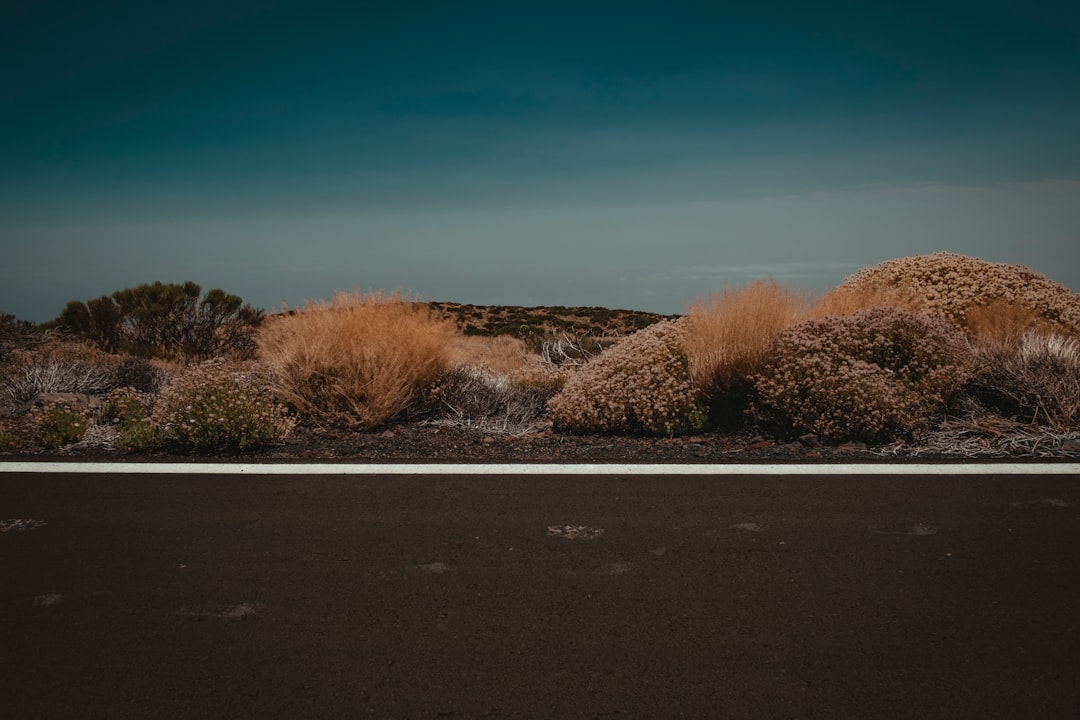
<box><xmin>427</xmin><ymin>301</ymin><xmax>675</xmax><ymax>338</ymax></box>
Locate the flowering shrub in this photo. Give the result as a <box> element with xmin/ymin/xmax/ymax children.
<box><xmin>832</xmin><ymin>252</ymin><xmax>1080</xmax><ymax>332</ymax></box>
<box><xmin>754</xmin><ymin>307</ymin><xmax>971</xmax><ymax>443</ymax></box>
<box><xmin>970</xmin><ymin>331</ymin><xmax>1080</xmax><ymax>430</ymax></box>
<box><xmin>152</xmin><ymin>360</ymin><xmax>295</xmax><ymax>453</ymax></box>
<box><xmin>549</xmin><ymin>320</ymin><xmax>706</xmax><ymax>436</ymax></box>
<box><xmin>35</xmin><ymin>404</ymin><xmax>89</xmax><ymax>449</ymax></box>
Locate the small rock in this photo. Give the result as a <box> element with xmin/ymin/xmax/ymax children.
<box><xmin>837</xmin><ymin>441</ymin><xmax>868</xmax><ymax>453</ymax></box>
<box><xmin>482</xmin><ymin>436</ymin><xmax>495</xmax><ymax>444</ymax></box>
<box><xmin>379</xmin><ymin>430</ymin><xmax>396</xmax><ymax>439</ymax></box>
<box><xmin>1061</xmin><ymin>439</ymin><xmax>1080</xmax><ymax>453</ymax></box>
<box><xmin>798</xmin><ymin>433</ymin><xmax>821</xmax><ymax>448</ymax></box>
<box><xmin>747</xmin><ymin>440</ymin><xmax>774</xmax><ymax>450</ymax></box>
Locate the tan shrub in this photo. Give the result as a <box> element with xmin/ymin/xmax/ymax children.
<box><xmin>969</xmin><ymin>331</ymin><xmax>1080</xmax><ymax>430</ymax></box>
<box><xmin>684</xmin><ymin>281</ymin><xmax>810</xmax><ymax>396</ymax></box>
<box><xmin>256</xmin><ymin>292</ymin><xmax>460</xmax><ymax>428</ymax></box>
<box><xmin>754</xmin><ymin>307</ymin><xmax>971</xmax><ymax>443</ymax></box>
<box><xmin>549</xmin><ymin>319</ymin><xmax>706</xmax><ymax>436</ymax></box>
<box><xmin>832</xmin><ymin>252</ymin><xmax>1080</xmax><ymax>332</ymax></box>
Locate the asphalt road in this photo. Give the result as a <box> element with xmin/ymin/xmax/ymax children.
<box><xmin>2</xmin><ymin>471</ymin><xmax>1078</xmax><ymax>719</ymax></box>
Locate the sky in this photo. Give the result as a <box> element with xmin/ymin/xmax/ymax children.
<box><xmin>2</xmin><ymin>0</ymin><xmax>1079</xmax><ymax>322</ymax></box>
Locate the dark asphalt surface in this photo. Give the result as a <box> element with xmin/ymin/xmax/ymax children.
<box><xmin>2</xmin><ymin>471</ymin><xmax>1078</xmax><ymax>719</ymax></box>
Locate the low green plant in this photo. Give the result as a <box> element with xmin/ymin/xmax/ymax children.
<box><xmin>36</xmin><ymin>405</ymin><xmax>89</xmax><ymax>449</ymax></box>
<box><xmin>0</xmin><ymin>424</ymin><xmax>20</xmax><ymax>452</ymax></box>
<box><xmin>104</xmin><ymin>392</ymin><xmax>161</xmax><ymax>453</ymax></box>
<box><xmin>753</xmin><ymin>307</ymin><xmax>971</xmax><ymax>444</ymax></box>
<box><xmin>152</xmin><ymin>361</ymin><xmax>295</xmax><ymax>453</ymax></box>
<box><xmin>549</xmin><ymin>319</ymin><xmax>707</xmax><ymax>437</ymax></box>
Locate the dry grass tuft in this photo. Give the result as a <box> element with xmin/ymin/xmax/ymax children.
<box><xmin>811</xmin><ymin>282</ymin><xmax>926</xmax><ymax>319</ymax></box>
<box><xmin>969</xmin><ymin>331</ymin><xmax>1080</xmax><ymax>430</ymax></box>
<box><xmin>684</xmin><ymin>281</ymin><xmax>810</xmax><ymax>396</ymax></box>
<box><xmin>964</xmin><ymin>300</ymin><xmax>1041</xmax><ymax>354</ymax></box>
<box><xmin>446</xmin><ymin>335</ymin><xmax>530</xmax><ymax>374</ymax></box>
<box><xmin>256</xmin><ymin>291</ymin><xmax>460</xmax><ymax>429</ymax></box>
<box><xmin>1</xmin><ymin>341</ymin><xmax>121</xmax><ymax>404</ymax></box>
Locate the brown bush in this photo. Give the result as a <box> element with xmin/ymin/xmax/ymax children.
<box><xmin>754</xmin><ymin>307</ymin><xmax>971</xmax><ymax>443</ymax></box>
<box><xmin>832</xmin><ymin>252</ymin><xmax>1080</xmax><ymax>332</ymax></box>
<box><xmin>549</xmin><ymin>319</ymin><xmax>706</xmax><ymax>437</ymax></box>
<box><xmin>256</xmin><ymin>292</ymin><xmax>460</xmax><ymax>429</ymax></box>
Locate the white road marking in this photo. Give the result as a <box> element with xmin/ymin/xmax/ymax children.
<box><xmin>1</xmin><ymin>462</ymin><xmax>1079</xmax><ymax>475</ymax></box>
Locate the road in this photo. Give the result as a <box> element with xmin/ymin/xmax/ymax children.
<box><xmin>2</xmin><ymin>470</ymin><xmax>1078</xmax><ymax>719</ymax></box>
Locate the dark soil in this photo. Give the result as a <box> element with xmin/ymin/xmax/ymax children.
<box><xmin>6</xmin><ymin>420</ymin><xmax>1066</xmax><ymax>464</ymax></box>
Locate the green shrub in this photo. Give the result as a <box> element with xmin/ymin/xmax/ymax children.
<box><xmin>54</xmin><ymin>281</ymin><xmax>263</xmax><ymax>359</ymax></box>
<box><xmin>549</xmin><ymin>319</ymin><xmax>707</xmax><ymax>437</ymax></box>
<box><xmin>152</xmin><ymin>361</ymin><xmax>294</xmax><ymax>453</ymax></box>
<box><xmin>36</xmin><ymin>405</ymin><xmax>89</xmax><ymax>449</ymax></box>
<box><xmin>103</xmin><ymin>391</ymin><xmax>161</xmax><ymax>453</ymax></box>
<box><xmin>753</xmin><ymin>307</ymin><xmax>971</xmax><ymax>443</ymax></box>
<box><xmin>0</xmin><ymin>423</ymin><xmax>21</xmax><ymax>452</ymax></box>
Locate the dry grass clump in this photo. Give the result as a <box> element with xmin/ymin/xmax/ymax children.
<box><xmin>256</xmin><ymin>292</ymin><xmax>460</xmax><ymax>428</ymax></box>
<box><xmin>754</xmin><ymin>307</ymin><xmax>971</xmax><ymax>443</ymax></box>
<box><xmin>427</xmin><ymin>366</ymin><xmax>551</xmax><ymax>435</ymax></box>
<box><xmin>811</xmin><ymin>282</ymin><xmax>926</xmax><ymax>319</ymax></box>
<box><xmin>1</xmin><ymin>341</ymin><xmax>121</xmax><ymax>404</ymax></box>
<box><xmin>446</xmin><ymin>335</ymin><xmax>530</xmax><ymax>374</ymax></box>
<box><xmin>549</xmin><ymin>319</ymin><xmax>706</xmax><ymax>436</ymax></box>
<box><xmin>963</xmin><ymin>300</ymin><xmax>1043</xmax><ymax>353</ymax></box>
<box><xmin>684</xmin><ymin>281</ymin><xmax>810</xmax><ymax>396</ymax></box>
<box><xmin>152</xmin><ymin>359</ymin><xmax>294</xmax><ymax>452</ymax></box>
<box><xmin>969</xmin><ymin>331</ymin><xmax>1080</xmax><ymax>430</ymax></box>
<box><xmin>833</xmin><ymin>252</ymin><xmax>1080</xmax><ymax>332</ymax></box>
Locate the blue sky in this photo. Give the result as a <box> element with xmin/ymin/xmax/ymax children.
<box><xmin>2</xmin><ymin>0</ymin><xmax>1079</xmax><ymax>321</ymax></box>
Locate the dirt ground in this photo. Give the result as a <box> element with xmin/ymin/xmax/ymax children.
<box><xmin>9</xmin><ymin>419</ymin><xmax>1078</xmax><ymax>464</ymax></box>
